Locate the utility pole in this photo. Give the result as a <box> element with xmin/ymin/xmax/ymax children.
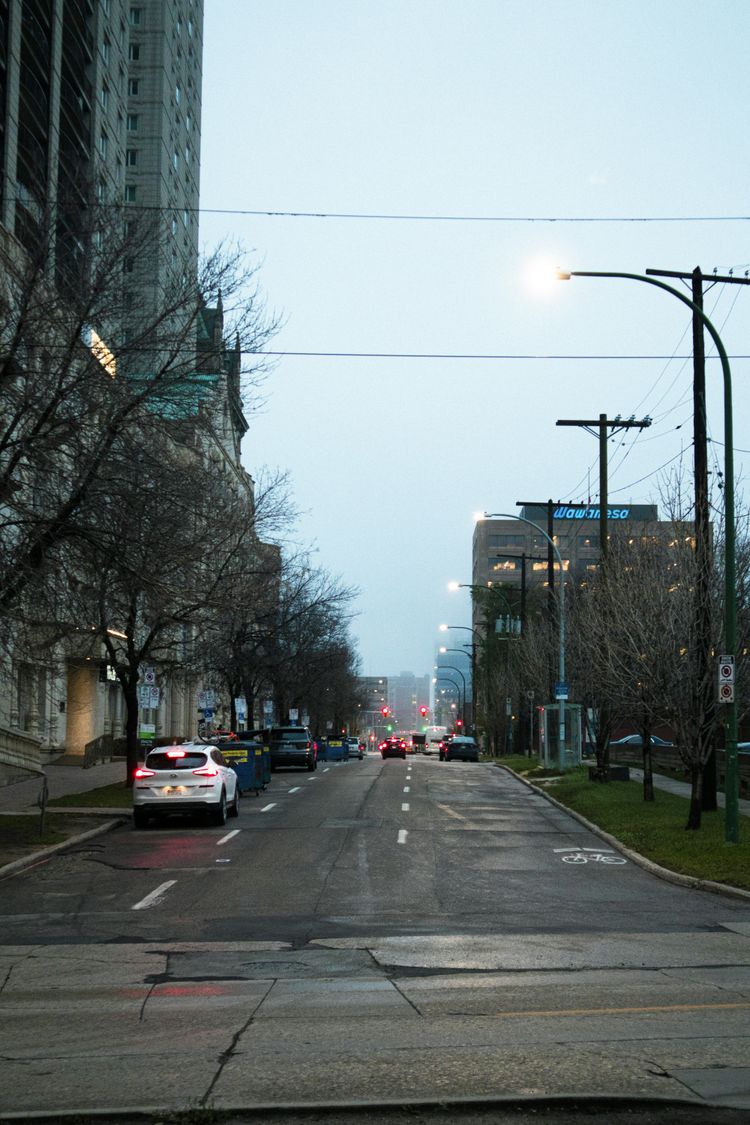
<box><xmin>646</xmin><ymin>267</ymin><xmax>750</xmax><ymax>813</ymax></box>
<box><xmin>515</xmin><ymin>500</ymin><xmax>556</xmax><ymax>618</ymax></box>
<box><xmin>556</xmin><ymin>414</ymin><xmax>652</xmax><ymax>557</ymax></box>
<box><xmin>491</xmin><ymin>551</ymin><xmax>547</xmax><ymax>635</ymax></box>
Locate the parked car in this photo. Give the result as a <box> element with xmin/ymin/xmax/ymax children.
<box><xmin>347</xmin><ymin>736</ymin><xmax>364</xmax><ymax>760</ymax></box>
<box><xmin>133</xmin><ymin>741</ymin><xmax>240</xmax><ymax>828</ymax></box>
<box><xmin>609</xmin><ymin>734</ymin><xmax>674</xmax><ymax>748</ymax></box>
<box><xmin>267</xmin><ymin>726</ymin><xmax>317</xmax><ymax>771</ymax></box>
<box><xmin>380</xmin><ymin>736</ymin><xmax>407</xmax><ymax>760</ymax></box>
<box><xmin>444</xmin><ymin>735</ymin><xmax>480</xmax><ymax>762</ymax></box>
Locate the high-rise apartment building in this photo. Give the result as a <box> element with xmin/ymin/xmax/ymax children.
<box><xmin>0</xmin><ymin>0</ymin><xmax>202</xmax><ymax>303</ymax></box>
<box><xmin>0</xmin><ymin>0</ymin><xmax>216</xmax><ymax>776</ymax></box>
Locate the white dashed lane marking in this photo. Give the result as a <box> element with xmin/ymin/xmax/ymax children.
<box><xmin>260</xmin><ymin>803</ymin><xmax>276</xmax><ymax>812</ymax></box>
<box><xmin>288</xmin><ymin>787</ymin><xmax>301</xmax><ymax>793</ymax></box>
<box><xmin>403</xmin><ymin>786</ymin><xmax>410</xmax><ymax>793</ymax></box>
<box><xmin>398</xmin><ymin>829</ymin><xmax>408</xmax><ymax>845</ymax></box>
<box><xmin>401</xmin><ymin>802</ymin><xmax>410</xmax><ymax>812</ymax></box>
<box><xmin>217</xmin><ymin>829</ymin><xmax>240</xmax><ymax>845</ymax></box>
<box><xmin>132</xmin><ymin>880</ymin><xmax>176</xmax><ymax>911</ymax></box>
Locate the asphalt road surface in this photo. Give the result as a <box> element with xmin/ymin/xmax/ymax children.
<box><xmin>1</xmin><ymin>753</ymin><xmax>749</xmax><ymax>1117</ymax></box>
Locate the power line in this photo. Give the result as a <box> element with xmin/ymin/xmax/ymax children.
<box><xmin>251</xmin><ymin>350</ymin><xmax>750</xmax><ymax>361</ymax></box>
<box><xmin>198</xmin><ymin>207</ymin><xmax>750</xmax><ymax>224</ymax></box>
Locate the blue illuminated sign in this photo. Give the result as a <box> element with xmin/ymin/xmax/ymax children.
<box><xmin>553</xmin><ymin>506</ymin><xmax>631</xmax><ymax>520</ymax></box>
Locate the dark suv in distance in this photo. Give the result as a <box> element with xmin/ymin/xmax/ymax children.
<box><xmin>267</xmin><ymin>726</ymin><xmax>317</xmax><ymax>771</ymax></box>
<box><xmin>445</xmin><ymin>735</ymin><xmax>480</xmax><ymax>762</ymax></box>
<box><xmin>379</xmin><ymin>736</ymin><xmax>407</xmax><ymax>760</ymax></box>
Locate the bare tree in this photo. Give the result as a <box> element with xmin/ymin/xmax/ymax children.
<box><xmin>0</xmin><ymin>206</ymin><xmax>277</xmax><ymax>630</ymax></box>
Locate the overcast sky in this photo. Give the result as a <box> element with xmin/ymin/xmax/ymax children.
<box><xmin>199</xmin><ymin>0</ymin><xmax>750</xmax><ymax>677</ymax></box>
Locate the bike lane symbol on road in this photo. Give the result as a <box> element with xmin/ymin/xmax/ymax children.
<box><xmin>553</xmin><ymin>847</ymin><xmax>627</xmax><ymax>865</ymax></box>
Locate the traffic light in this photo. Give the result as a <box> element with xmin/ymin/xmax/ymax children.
<box><xmin>456</xmin><ymin>718</ymin><xmax>463</xmax><ymax>728</ymax></box>
<box><xmin>381</xmin><ymin>706</ymin><xmax>390</xmax><ymax>716</ymax></box>
<box><xmin>419</xmin><ymin>706</ymin><xmax>428</xmax><ymax>717</ymax></box>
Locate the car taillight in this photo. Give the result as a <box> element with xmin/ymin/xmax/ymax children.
<box><xmin>192</xmin><ymin>765</ymin><xmax>219</xmax><ymax>777</ymax></box>
<box><xmin>134</xmin><ymin>767</ymin><xmax>155</xmax><ymax>778</ymax></box>
<box><xmin>166</xmin><ymin>749</ymin><xmax>186</xmax><ymax>758</ymax></box>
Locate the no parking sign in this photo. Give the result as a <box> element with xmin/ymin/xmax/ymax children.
<box><xmin>718</xmin><ymin>655</ymin><xmax>735</xmax><ymax>704</ymax></box>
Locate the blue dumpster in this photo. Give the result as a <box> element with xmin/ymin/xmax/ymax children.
<box><xmin>220</xmin><ymin>739</ymin><xmax>267</xmax><ymax>796</ymax></box>
<box><xmin>324</xmin><ymin>737</ymin><xmax>346</xmax><ymax>762</ymax></box>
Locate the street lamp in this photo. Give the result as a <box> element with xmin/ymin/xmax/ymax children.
<box><xmin>434</xmin><ymin>676</ymin><xmax>462</xmax><ymax>724</ymax></box>
<box><xmin>439</xmin><ymin>622</ymin><xmax>481</xmax><ymax>729</ymax></box>
<box><xmin>482</xmin><ymin>511</ymin><xmax>567</xmax><ymax>770</ymax></box>
<box><xmin>557</xmin><ymin>268</ymin><xmax>739</xmax><ymax>844</ymax></box>
<box><xmin>434</xmin><ymin>663</ymin><xmax>467</xmax><ymax>725</ymax></box>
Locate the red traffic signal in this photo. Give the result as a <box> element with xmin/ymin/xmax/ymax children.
<box><xmin>456</xmin><ymin>718</ymin><xmax>463</xmax><ymax>728</ymax></box>
<box><xmin>381</xmin><ymin>706</ymin><xmax>390</xmax><ymax>716</ymax></box>
<box><xmin>419</xmin><ymin>706</ymin><xmax>428</xmax><ymax>717</ymax></box>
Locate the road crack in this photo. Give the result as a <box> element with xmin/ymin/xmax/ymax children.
<box><xmin>200</xmin><ymin>980</ymin><xmax>274</xmax><ymax>1105</ymax></box>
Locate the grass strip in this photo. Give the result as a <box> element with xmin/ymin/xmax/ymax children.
<box><xmin>0</xmin><ymin>813</ymin><xmax>108</xmax><ymax>869</ymax></box>
<box><xmin>49</xmin><ymin>782</ymin><xmax>132</xmax><ymax>808</ymax></box>
<box><xmin>538</xmin><ymin>766</ymin><xmax>750</xmax><ymax>891</ymax></box>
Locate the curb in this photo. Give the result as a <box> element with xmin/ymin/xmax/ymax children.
<box><xmin>496</xmin><ymin>763</ymin><xmax>750</xmax><ymax>903</ymax></box>
<box><xmin>0</xmin><ymin>817</ymin><xmax>127</xmax><ymax>880</ymax></box>
<box><xmin>0</xmin><ymin>1092</ymin><xmax>733</xmax><ymax>1123</ymax></box>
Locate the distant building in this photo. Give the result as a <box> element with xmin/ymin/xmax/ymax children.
<box><xmin>387</xmin><ymin>672</ymin><xmax>430</xmax><ymax>733</ymax></box>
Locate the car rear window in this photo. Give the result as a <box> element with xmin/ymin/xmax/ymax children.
<box><xmin>271</xmin><ymin>729</ymin><xmax>308</xmax><ymax>741</ymax></box>
<box><xmin>146</xmin><ymin>751</ymin><xmax>208</xmax><ymax>770</ymax></box>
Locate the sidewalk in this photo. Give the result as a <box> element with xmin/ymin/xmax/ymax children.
<box><xmin>629</xmin><ymin>767</ymin><xmax>750</xmax><ymax>817</ymax></box>
<box><xmin>0</xmin><ymin>755</ymin><xmax>128</xmax><ymax>813</ymax></box>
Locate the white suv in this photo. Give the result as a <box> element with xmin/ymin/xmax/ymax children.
<box><xmin>133</xmin><ymin>741</ymin><xmax>240</xmax><ymax>828</ymax></box>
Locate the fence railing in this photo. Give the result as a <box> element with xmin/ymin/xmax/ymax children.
<box><xmin>82</xmin><ymin>734</ymin><xmax>115</xmax><ymax>769</ymax></box>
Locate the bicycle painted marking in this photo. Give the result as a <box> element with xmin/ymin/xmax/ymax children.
<box><xmin>554</xmin><ymin>847</ymin><xmax>627</xmax><ymax>865</ymax></box>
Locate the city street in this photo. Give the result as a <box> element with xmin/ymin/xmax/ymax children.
<box><xmin>1</xmin><ymin>754</ymin><xmax>749</xmax><ymax>1116</ymax></box>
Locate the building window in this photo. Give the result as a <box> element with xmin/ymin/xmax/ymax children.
<box><xmin>129</xmin><ymin>6</ymin><xmax>142</xmax><ymax>24</ymax></box>
<box><xmin>128</xmin><ymin>43</ymin><xmax>140</xmax><ymax>61</ymax></box>
<box><xmin>127</xmin><ymin>113</ymin><xmax>139</xmax><ymax>131</ymax></box>
<box><xmin>182</xmin><ymin>209</ymin><xmax>189</xmax><ymax>227</ymax></box>
<box><xmin>488</xmin><ymin>533</ymin><xmax>525</xmax><ymax>548</ymax></box>
<box><xmin>101</xmin><ymin>36</ymin><xmax>111</xmax><ymax>63</ymax></box>
<box><xmin>100</xmin><ymin>84</ymin><xmax>109</xmax><ymax>109</ymax></box>
<box><xmin>128</xmin><ymin>78</ymin><xmax>139</xmax><ymax>96</ymax></box>
<box><xmin>125</xmin><ymin>148</ymin><xmax>137</xmax><ymax>166</ymax></box>
<box><xmin>98</xmin><ymin>132</ymin><xmax>108</xmax><ymax>157</ymax></box>
<box><xmin>175</xmin><ymin>84</ymin><xmax>181</xmax><ymax>104</ymax></box>
<box><xmin>172</xmin><ymin>150</ymin><xmax>179</xmax><ymax>170</ymax></box>
<box><xmin>124</xmin><ymin>185</ymin><xmax>137</xmax><ymax>202</ymax></box>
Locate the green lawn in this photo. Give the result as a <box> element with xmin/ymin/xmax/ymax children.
<box><xmin>49</xmin><ymin>783</ymin><xmax>132</xmax><ymax>809</ymax></box>
<box><xmin>506</xmin><ymin>764</ymin><xmax>750</xmax><ymax>891</ymax></box>
<box><xmin>0</xmin><ymin>813</ymin><xmax>108</xmax><ymax>869</ymax></box>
